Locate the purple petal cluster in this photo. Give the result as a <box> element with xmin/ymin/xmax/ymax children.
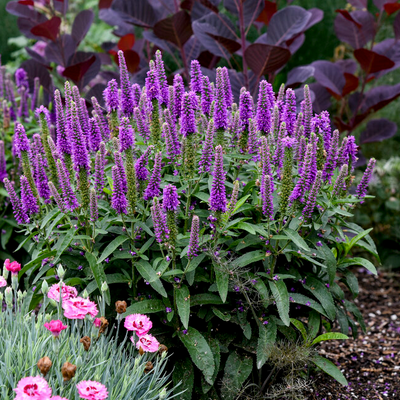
<box><xmin>132</xmin><ymin>83</ymin><xmax>141</xmax><ymax>107</ymax></box>
<box><xmin>0</xmin><ymin>141</ymin><xmax>6</xmax><ymax>181</ymax></box>
<box><xmin>57</xmin><ymin>159</ymin><xmax>79</xmax><ymax>211</ymax></box>
<box><xmin>311</xmin><ymin>111</ymin><xmax>331</xmax><ymax>151</ymax></box>
<box><xmin>282</xmin><ymin>88</ymin><xmax>296</xmax><ymax>136</ymax></box>
<box><xmin>118</xmin><ymin>50</ymin><xmax>134</xmax><ymax>117</ymax></box>
<box><xmin>187</xmin><ymin>215</ymin><xmax>200</xmax><ymax>259</ymax></box>
<box><xmin>256</xmin><ymin>80</ymin><xmax>272</xmax><ymax>133</ymax></box>
<box><xmin>356</xmin><ymin>158</ymin><xmax>376</xmax><ymax>202</ymax></box>
<box><xmin>35</xmin><ymin>154</ymin><xmax>50</xmax><ymax>202</ymax></box>
<box><xmin>88</xmin><ymin>117</ymin><xmax>102</xmax><ymax>153</ymax></box>
<box><xmin>146</xmin><ymin>62</ymin><xmax>160</xmax><ymax>103</ymax></box>
<box><xmin>163</xmin><ymin>184</ymin><xmax>179</xmax><ymax>212</ymax></box>
<box><xmin>134</xmin><ymin>107</ymin><xmax>150</xmax><ymax>142</ymax></box>
<box><xmin>114</xmin><ymin>151</ymin><xmax>127</xmax><ymax>193</ymax></box>
<box><xmin>302</xmin><ymin>170</ymin><xmax>322</xmax><ymax>220</ymax></box>
<box><xmin>103</xmin><ymin>79</ymin><xmax>119</xmax><ymax>112</ymax></box>
<box><xmin>21</xmin><ymin>176</ymin><xmax>39</xmax><ymax>215</ymax></box>
<box><xmin>164</xmin><ymin>109</ymin><xmax>180</xmax><ymax>155</ymax></box>
<box><xmin>261</xmin><ymin>174</ymin><xmax>274</xmax><ymax>221</ymax></box>
<box><xmin>135</xmin><ymin>146</ymin><xmax>153</xmax><ymax>182</ymax></box>
<box><xmin>201</xmin><ymin>75</ymin><xmax>213</xmax><ymax>116</ymax></box>
<box><xmin>198</xmin><ymin>119</ymin><xmax>215</xmax><ymax>174</ymax></box>
<box><xmin>143</xmin><ymin>151</ymin><xmax>162</xmax><ymax>200</ymax></box>
<box><xmin>322</xmin><ymin>129</ymin><xmax>339</xmax><ymax>183</ymax></box>
<box><xmin>3</xmin><ymin>178</ymin><xmax>29</xmax><ymax>223</ymax></box>
<box><xmin>151</xmin><ymin>198</ymin><xmax>169</xmax><ymax>244</ymax></box>
<box><xmin>222</xmin><ymin>67</ymin><xmax>233</xmax><ymax>108</ymax></box>
<box><xmin>173</xmin><ymin>74</ymin><xmax>184</xmax><ymax>121</ymax></box>
<box><xmin>190</xmin><ymin>60</ymin><xmax>203</xmax><ymax>95</ymax></box>
<box><xmin>94</xmin><ymin>143</ymin><xmax>106</xmax><ymax>196</ymax></box>
<box><xmin>70</xmin><ymin>104</ymin><xmax>90</xmax><ymax>171</ymax></box>
<box><xmin>155</xmin><ymin>50</ymin><xmax>169</xmax><ymax>106</ymax></box>
<box><xmin>214</xmin><ymin>68</ymin><xmax>228</xmax><ymax>130</ymax></box>
<box><xmin>111</xmin><ymin>165</ymin><xmax>128</xmax><ymax>214</ymax></box>
<box><xmin>15</xmin><ymin>68</ymin><xmax>28</xmax><ymax>88</ymax></box>
<box><xmin>14</xmin><ymin>123</ymin><xmax>30</xmax><ymax>156</ymax></box>
<box><xmin>180</xmin><ymin>92</ymin><xmax>196</xmax><ymax>136</ymax></box>
<box><xmin>119</xmin><ymin>117</ymin><xmax>135</xmax><ymax>152</ymax></box>
<box><xmin>239</xmin><ymin>90</ymin><xmax>253</xmax><ymax>128</ymax></box>
<box><xmin>210</xmin><ymin>145</ymin><xmax>226</xmax><ymax>213</ymax></box>
<box><xmin>301</xmin><ymin>85</ymin><xmax>312</xmax><ymax>137</ymax></box>
<box><xmin>54</xmin><ymin>89</ymin><xmax>71</xmax><ymax>156</ymax></box>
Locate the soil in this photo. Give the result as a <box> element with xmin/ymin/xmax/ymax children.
<box><xmin>309</xmin><ymin>268</ymin><xmax>400</xmax><ymax>400</ymax></box>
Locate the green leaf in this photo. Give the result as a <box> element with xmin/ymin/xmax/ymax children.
<box><xmin>194</xmin><ymin>192</ymin><xmax>210</xmax><ymax>202</ymax></box>
<box><xmin>1</xmin><ymin>224</ymin><xmax>12</xmax><ymax>249</ymax></box>
<box><xmin>201</xmin><ymin>337</ymin><xmax>221</xmax><ymax>393</ymax></box>
<box><xmin>235</xmin><ymin>221</ymin><xmax>256</xmax><ymax>235</ymax></box>
<box><xmin>173</xmin><ymin>357</ymin><xmax>194</xmax><ymax>400</ymax></box>
<box><xmin>339</xmin><ymin>257</ymin><xmax>377</xmax><ymax>275</ymax></box>
<box><xmin>342</xmin><ymin>270</ymin><xmax>359</xmax><ymax>298</ymax></box>
<box><xmin>134</xmin><ymin>221</ymin><xmax>154</xmax><ymax>237</ymax></box>
<box><xmin>85</xmin><ymin>273</ymin><xmax>130</xmax><ymax>296</ymax></box>
<box><xmin>212</xmin><ymin>307</ymin><xmax>231</xmax><ymax>321</ymax></box>
<box><xmin>98</xmin><ymin>236</ymin><xmax>130</xmax><ymax>264</ymax></box>
<box><xmin>268</xmin><ymin>280</ymin><xmax>290</xmax><ymax>326</ymax></box>
<box><xmin>14</xmin><ymin>231</ymin><xmax>39</xmax><ymax>252</ymax></box>
<box><xmin>290</xmin><ymin>318</ymin><xmax>307</xmax><ymax>342</ymax></box>
<box><xmin>53</xmin><ymin>228</ymin><xmax>77</xmax><ymax>264</ymax></box>
<box><xmin>138</xmin><ymin>237</ymin><xmax>155</xmax><ymax>254</ymax></box>
<box><xmin>186</xmin><ymin>253</ymin><xmax>206</xmax><ymax>272</ymax></box>
<box><xmin>236</xmin><ymin>234</ymin><xmax>262</xmax><ymax>251</ymax></box>
<box><xmin>232</xmin><ymin>250</ymin><xmax>265</xmax><ymax>268</ymax></box>
<box><xmin>190</xmin><ymin>293</ymin><xmax>223</xmax><ymax>307</ymax></box>
<box><xmin>45</xmin><ymin>213</ymin><xmax>65</xmax><ymax>239</ymax></box>
<box><xmin>283</xmin><ymin>228</ymin><xmax>310</xmax><ymax>251</ymax></box>
<box><xmin>304</xmin><ymin>277</ymin><xmax>336</xmax><ymax>320</ymax></box>
<box><xmin>176</xmin><ymin>285</ymin><xmax>190</xmax><ymax>329</ymax></box>
<box><xmin>136</xmin><ymin>259</ymin><xmax>167</xmax><ymax>297</ymax></box>
<box><xmin>122</xmin><ymin>299</ymin><xmax>165</xmax><ymax>317</ymax></box>
<box><xmin>214</xmin><ymin>264</ymin><xmax>229</xmax><ymax>303</ymax></box>
<box><xmin>40</xmin><ymin>208</ymin><xmax>60</xmax><ymax>229</ymax></box>
<box><xmin>178</xmin><ymin>327</ymin><xmax>215</xmax><ymax>385</ymax></box>
<box><xmin>86</xmin><ymin>252</ymin><xmax>110</xmax><ymax>305</ymax></box>
<box><xmin>221</xmin><ymin>351</ymin><xmax>253</xmax><ymax>400</ymax></box>
<box><xmin>232</xmin><ymin>194</ymin><xmax>250</xmax><ymax>215</ymax></box>
<box><xmin>18</xmin><ymin>250</ymin><xmax>57</xmax><ymax>279</ymax></box>
<box><xmin>312</xmin><ymin>355</ymin><xmax>348</xmax><ymax>386</ymax></box>
<box><xmin>289</xmin><ymin>293</ymin><xmax>328</xmax><ymax>317</ymax></box>
<box><xmin>308</xmin><ymin>310</ymin><xmax>321</xmax><ymax>341</ymax></box>
<box><xmin>318</xmin><ymin>242</ymin><xmax>337</xmax><ymax>285</ymax></box>
<box><xmin>311</xmin><ymin>332</ymin><xmax>348</xmax><ymax>346</ymax></box>
<box><xmin>257</xmin><ymin>320</ymin><xmax>277</xmax><ymax>369</ymax></box>
<box><xmin>347</xmin><ymin>228</ymin><xmax>373</xmax><ymax>254</ymax></box>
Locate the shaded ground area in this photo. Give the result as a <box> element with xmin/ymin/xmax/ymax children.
<box><xmin>310</xmin><ymin>269</ymin><xmax>400</xmax><ymax>400</ymax></box>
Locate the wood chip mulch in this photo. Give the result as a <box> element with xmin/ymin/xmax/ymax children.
<box><xmin>309</xmin><ymin>269</ymin><xmax>400</xmax><ymax>400</ymax></box>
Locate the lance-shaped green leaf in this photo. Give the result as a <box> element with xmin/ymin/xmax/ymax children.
<box><xmin>268</xmin><ymin>280</ymin><xmax>290</xmax><ymax>326</ymax></box>
<box><xmin>98</xmin><ymin>236</ymin><xmax>129</xmax><ymax>264</ymax></box>
<box><xmin>173</xmin><ymin>357</ymin><xmax>194</xmax><ymax>400</ymax></box>
<box><xmin>86</xmin><ymin>252</ymin><xmax>110</xmax><ymax>305</ymax></box>
<box><xmin>176</xmin><ymin>284</ymin><xmax>190</xmax><ymax>329</ymax></box>
<box><xmin>311</xmin><ymin>355</ymin><xmax>348</xmax><ymax>386</ymax></box>
<box><xmin>311</xmin><ymin>332</ymin><xmax>348</xmax><ymax>346</ymax></box>
<box><xmin>257</xmin><ymin>319</ymin><xmax>277</xmax><ymax>369</ymax></box>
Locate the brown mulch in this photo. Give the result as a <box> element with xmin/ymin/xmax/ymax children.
<box><xmin>309</xmin><ymin>269</ymin><xmax>400</xmax><ymax>400</ymax></box>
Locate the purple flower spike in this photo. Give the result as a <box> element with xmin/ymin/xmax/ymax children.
<box><xmin>119</xmin><ymin>117</ymin><xmax>135</xmax><ymax>152</ymax></box>
<box><xmin>187</xmin><ymin>215</ymin><xmax>200</xmax><ymax>259</ymax></box>
<box><xmin>164</xmin><ymin>108</ymin><xmax>180</xmax><ymax>154</ymax></box>
<box><xmin>14</xmin><ymin>122</ymin><xmax>30</xmax><ymax>157</ymax></box>
<box><xmin>180</xmin><ymin>92</ymin><xmax>196</xmax><ymax>136</ymax></box>
<box><xmin>214</xmin><ymin>68</ymin><xmax>228</xmax><ymax>130</ymax></box>
<box><xmin>135</xmin><ymin>146</ymin><xmax>153</xmax><ymax>182</ymax></box>
<box><xmin>88</xmin><ymin>117</ymin><xmax>102</xmax><ymax>153</ymax></box>
<box><xmin>134</xmin><ymin>107</ymin><xmax>150</xmax><ymax>142</ymax></box>
<box><xmin>72</xmin><ymin>87</ymin><xmax>89</xmax><ymax>136</ymax></box>
<box><xmin>54</xmin><ymin>89</ymin><xmax>71</xmax><ymax>157</ymax></box>
<box><xmin>15</xmin><ymin>68</ymin><xmax>28</xmax><ymax>88</ymax></box>
<box><xmin>164</xmin><ymin>122</ymin><xmax>180</xmax><ymax>159</ymax></box>
<box><xmin>31</xmin><ymin>77</ymin><xmax>39</xmax><ymax>111</ymax></box>
<box><xmin>173</xmin><ymin>74</ymin><xmax>184</xmax><ymax>121</ymax></box>
<box><xmin>92</xmin><ymin>96</ymin><xmax>110</xmax><ymax>141</ymax></box>
<box><xmin>57</xmin><ymin>159</ymin><xmax>79</xmax><ymax>211</ymax></box>
<box><xmin>259</xmin><ymin>136</ymin><xmax>274</xmax><ymax>191</ymax></box>
<box><xmin>311</xmin><ymin>111</ymin><xmax>331</xmax><ymax>151</ymax></box>
<box><xmin>146</xmin><ymin>61</ymin><xmax>160</xmax><ymax>103</ymax></box>
<box><xmin>111</xmin><ymin>165</ymin><xmax>128</xmax><ymax>214</ymax></box>
<box><xmin>90</xmin><ymin>188</ymin><xmax>98</xmax><ymax>222</ymax></box>
<box><xmin>302</xmin><ymin>170</ymin><xmax>322</xmax><ymax>220</ymax></box>
<box><xmin>239</xmin><ymin>89</ymin><xmax>254</xmax><ymax>128</ymax></box>
<box><xmin>198</xmin><ymin>119</ymin><xmax>215</xmax><ymax>174</ymax></box>
<box><xmin>20</xmin><ymin>175</ymin><xmax>39</xmax><ymax>215</ymax></box>
<box><xmin>118</xmin><ymin>50</ymin><xmax>134</xmax><ymax>117</ymax></box>
<box><xmin>48</xmin><ymin>181</ymin><xmax>66</xmax><ymax>213</ymax></box>
<box><xmin>151</xmin><ymin>197</ymin><xmax>169</xmax><ymax>244</ymax></box>
<box><xmin>201</xmin><ymin>75</ymin><xmax>214</xmax><ymax>116</ymax></box>
<box><xmin>35</xmin><ymin>154</ymin><xmax>50</xmax><ymax>202</ymax></box>
<box><xmin>256</xmin><ymin>80</ymin><xmax>272</xmax><ymax>134</ymax></box>
<box><xmin>155</xmin><ymin>50</ymin><xmax>169</xmax><ymax>106</ymax></box>
<box><xmin>143</xmin><ymin>151</ymin><xmax>162</xmax><ymax>200</ymax></box>
<box><xmin>114</xmin><ymin>151</ymin><xmax>127</xmax><ymax>193</ymax></box>
<box><xmin>248</xmin><ymin>119</ymin><xmax>258</xmax><ymax>154</ymax></box>
<box><xmin>163</xmin><ymin>184</ymin><xmax>179</xmax><ymax>212</ymax></box>
<box><xmin>190</xmin><ymin>60</ymin><xmax>203</xmax><ymax>95</ymax></box>
<box><xmin>132</xmin><ymin>83</ymin><xmax>141</xmax><ymax>107</ymax></box>
<box><xmin>273</xmin><ymin>122</ymin><xmax>287</xmax><ymax>172</ymax></box>
<box><xmin>346</xmin><ymin>136</ymin><xmax>358</xmax><ymax>171</ymax></box>
<box><xmin>3</xmin><ymin>178</ymin><xmax>29</xmax><ymax>224</ymax></box>
<box><xmin>222</xmin><ymin>67</ymin><xmax>233</xmax><ymax>108</ymax></box>
<box><xmin>261</xmin><ymin>174</ymin><xmax>274</xmax><ymax>221</ymax></box>
<box><xmin>332</xmin><ymin>164</ymin><xmax>348</xmax><ymax>197</ymax></box>
<box><xmin>323</xmin><ymin>129</ymin><xmax>339</xmax><ymax>183</ymax></box>
<box><xmin>301</xmin><ymin>85</ymin><xmax>312</xmax><ymax>137</ymax></box>
<box><xmin>290</xmin><ymin>143</ymin><xmax>313</xmax><ymax>204</ymax></box>
<box><xmin>356</xmin><ymin>158</ymin><xmax>376</xmax><ymax>202</ymax></box>
<box><xmin>70</xmin><ymin>103</ymin><xmax>90</xmax><ymax>172</ymax></box>
<box><xmin>210</xmin><ymin>145</ymin><xmax>227</xmax><ymax>213</ymax></box>
<box><xmin>94</xmin><ymin>143</ymin><xmax>106</xmax><ymax>196</ymax></box>
<box><xmin>0</xmin><ymin>141</ymin><xmax>6</xmax><ymax>181</ymax></box>
<box><xmin>282</xmin><ymin>88</ymin><xmax>296</xmax><ymax>136</ymax></box>
<box><xmin>103</xmin><ymin>79</ymin><xmax>119</xmax><ymax>112</ymax></box>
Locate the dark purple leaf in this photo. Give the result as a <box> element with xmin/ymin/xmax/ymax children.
<box><xmin>63</xmin><ymin>55</ymin><xmax>96</xmax><ymax>83</ymax></box>
<box><xmin>342</xmin><ymin>73</ymin><xmax>359</xmax><ymax>96</ymax></box>
<box><xmin>64</xmin><ymin>52</ymin><xmax>101</xmax><ymax>89</ymax></box>
<box><xmin>348</xmin><ymin>0</ymin><xmax>367</xmax><ymax>9</ymax></box>
<box><xmin>17</xmin><ymin>13</ymin><xmax>48</xmax><ymax>40</ymax></box>
<box><xmin>336</xmin><ymin>59</ymin><xmax>358</xmax><ymax>74</ymax></box>
<box><xmin>184</xmin><ymin>36</ymin><xmax>204</xmax><ymax>61</ymax></box>
<box><xmin>45</xmin><ymin>35</ymin><xmax>77</xmax><ymax>67</ymax></box>
<box><xmin>245</xmin><ymin>43</ymin><xmax>291</xmax><ymax>77</ymax></box>
<box><xmin>384</xmin><ymin>3</ymin><xmax>400</xmax><ymax>15</ymax></box>
<box><xmin>395</xmin><ymin>12</ymin><xmax>400</xmax><ymax>40</ymax></box>
<box><xmin>131</xmin><ymin>67</ymin><xmax>150</xmax><ymax>87</ymax></box>
<box><xmin>256</xmin><ymin>1</ymin><xmax>277</xmax><ymax>26</ymax></box>
<box><xmin>148</xmin><ymin>0</ymin><xmax>175</xmax><ymax>17</ymax></box>
<box><xmin>192</xmin><ymin>13</ymin><xmax>240</xmax><ymax>59</ymax></box>
<box><xmin>373</xmin><ymin>0</ymin><xmax>397</xmax><ymax>10</ymax></box>
<box><xmin>142</xmin><ymin>30</ymin><xmax>176</xmax><ymax>54</ymax></box>
<box><xmin>334</xmin><ymin>11</ymin><xmax>375</xmax><ymax>49</ymax></box>
<box><xmin>6</xmin><ymin>1</ymin><xmax>36</xmax><ymax>17</ymax></box>
<box><xmin>360</xmin><ymin>119</ymin><xmax>397</xmax><ymax>144</ymax></box>
<box><xmin>99</xmin><ymin>9</ymin><xmax>134</xmax><ymax>36</ymax></box>
<box><xmin>25</xmin><ymin>47</ymin><xmax>47</xmax><ymax>65</ymax></box>
<box><xmin>110</xmin><ymin>0</ymin><xmax>158</xmax><ymax>28</ymax></box>
<box><xmin>307</xmin><ymin>83</ymin><xmax>331</xmax><ymax>114</ymax></box>
<box><xmin>72</xmin><ymin>10</ymin><xmax>94</xmax><ymax>44</ymax></box>
<box><xmin>303</xmin><ymin>8</ymin><xmax>324</xmax><ymax>30</ymax></box>
<box><xmin>54</xmin><ymin>0</ymin><xmax>68</xmax><ymax>15</ymax></box>
<box><xmin>114</xmin><ymin>49</ymin><xmax>140</xmax><ymax>73</ymax></box>
<box><xmin>311</xmin><ymin>60</ymin><xmax>345</xmax><ymax>96</ymax></box>
<box><xmin>20</xmin><ymin>59</ymin><xmax>52</xmax><ymax>94</ymax></box>
<box><xmin>99</xmin><ymin>0</ymin><xmax>113</xmax><ymax>9</ymax></box>
<box><xmin>86</xmin><ymin>83</ymin><xmax>107</xmax><ymax>107</ymax></box>
<box><xmin>355</xmin><ymin>151</ymin><xmax>367</xmax><ymax>168</ymax></box>
<box><xmin>361</xmin><ymin>84</ymin><xmax>400</xmax><ymax>114</ymax></box>
<box><xmin>286</xmin><ymin>66</ymin><xmax>315</xmax><ymax>87</ymax></box>
<box><xmin>31</xmin><ymin>16</ymin><xmax>61</xmax><ymax>41</ymax></box>
<box><xmin>97</xmin><ymin>52</ymin><xmax>113</xmax><ymax>65</ymax></box>
<box><xmin>348</xmin><ymin>91</ymin><xmax>363</xmax><ymax>114</ymax></box>
<box><xmin>153</xmin><ymin>11</ymin><xmax>193</xmax><ymax>48</ymax></box>
<box><xmin>354</xmin><ymin>48</ymin><xmax>395</xmax><ymax>74</ymax></box>
<box><xmin>286</xmin><ymin>33</ymin><xmax>305</xmax><ymax>55</ymax></box>
<box><xmin>336</xmin><ymin>9</ymin><xmax>362</xmax><ymax>28</ymax></box>
<box><xmin>223</xmin><ymin>0</ymin><xmax>264</xmax><ymax>27</ymax></box>
<box><xmin>118</xmin><ymin>34</ymin><xmax>135</xmax><ymax>51</ymax></box>
<box><xmin>266</xmin><ymin>6</ymin><xmax>311</xmax><ymax>46</ymax></box>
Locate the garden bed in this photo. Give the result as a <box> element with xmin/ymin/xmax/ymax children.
<box><xmin>311</xmin><ymin>269</ymin><xmax>400</xmax><ymax>399</ymax></box>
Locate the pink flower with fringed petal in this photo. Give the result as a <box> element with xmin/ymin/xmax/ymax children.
<box><xmin>124</xmin><ymin>314</ymin><xmax>152</xmax><ymax>336</ymax></box>
<box><xmin>47</xmin><ymin>283</ymin><xmax>78</xmax><ymax>302</ymax></box>
<box><xmin>14</xmin><ymin>376</ymin><xmax>52</xmax><ymax>400</ymax></box>
<box><xmin>62</xmin><ymin>297</ymin><xmax>98</xmax><ymax>320</ymax></box>
<box><xmin>131</xmin><ymin>334</ymin><xmax>160</xmax><ymax>353</ymax></box>
<box><xmin>76</xmin><ymin>380</ymin><xmax>108</xmax><ymax>400</ymax></box>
